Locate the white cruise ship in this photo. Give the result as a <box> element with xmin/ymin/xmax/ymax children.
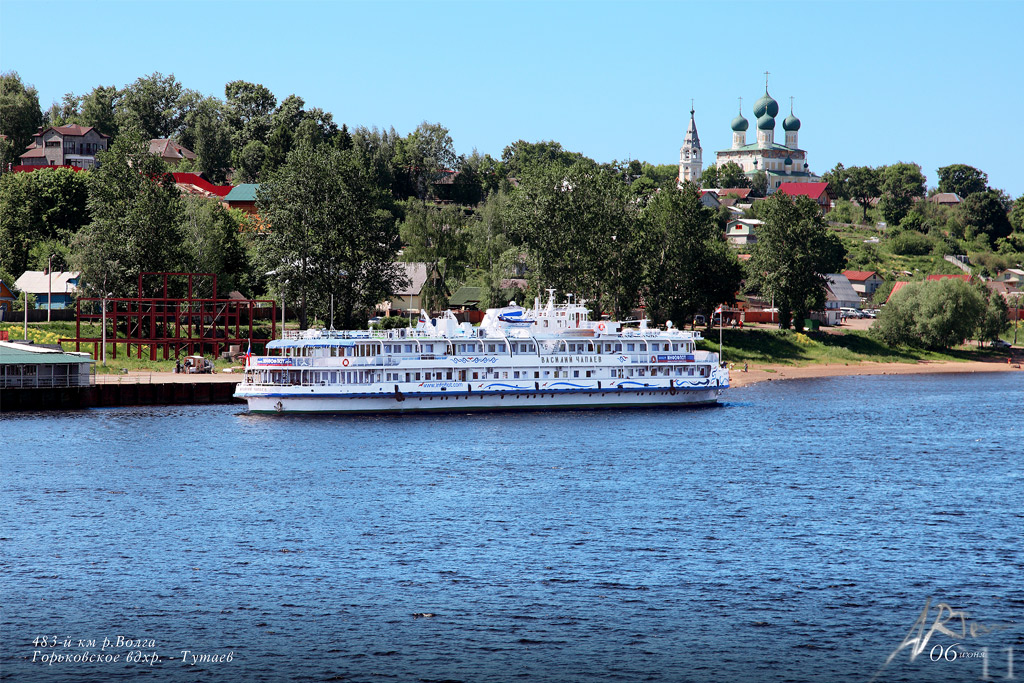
<box><xmin>234</xmin><ymin>292</ymin><xmax>729</xmax><ymax>414</ymax></box>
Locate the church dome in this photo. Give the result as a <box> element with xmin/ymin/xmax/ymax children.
<box><xmin>731</xmin><ymin>113</ymin><xmax>749</xmax><ymax>132</ymax></box>
<box><xmin>783</xmin><ymin>113</ymin><xmax>801</xmax><ymax>131</ymax></box>
<box><xmin>757</xmin><ymin>113</ymin><xmax>775</xmax><ymax>130</ymax></box>
<box><xmin>753</xmin><ymin>91</ymin><xmax>779</xmax><ymax>118</ymax></box>
<box><xmin>784</xmin><ymin>156</ymin><xmax>793</xmax><ymax>166</ymax></box>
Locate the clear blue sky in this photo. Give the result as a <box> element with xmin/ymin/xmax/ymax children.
<box><xmin>2</xmin><ymin>0</ymin><xmax>1022</xmax><ymax>197</ymax></box>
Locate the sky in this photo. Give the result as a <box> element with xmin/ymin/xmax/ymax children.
<box><xmin>2</xmin><ymin>0</ymin><xmax>1022</xmax><ymax>197</ymax></box>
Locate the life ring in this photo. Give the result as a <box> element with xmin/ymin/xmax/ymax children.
<box><xmin>597</xmin><ymin>322</ymin><xmax>606</xmax><ymax>332</ymax></box>
<box><xmin>650</xmin><ymin>355</ymin><xmax>656</xmax><ymax>363</ymax></box>
<box><xmin>342</xmin><ymin>358</ymin><xmax>350</xmax><ymax>367</ymax></box>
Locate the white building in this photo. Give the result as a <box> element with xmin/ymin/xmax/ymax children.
<box><xmin>677</xmin><ymin>106</ymin><xmax>702</xmax><ymax>185</ymax></box>
<box><xmin>715</xmin><ymin>82</ymin><xmax>821</xmax><ymax>194</ymax></box>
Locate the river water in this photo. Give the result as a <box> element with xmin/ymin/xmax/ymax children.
<box><xmin>2</xmin><ymin>373</ymin><xmax>1022</xmax><ymax>682</ymax></box>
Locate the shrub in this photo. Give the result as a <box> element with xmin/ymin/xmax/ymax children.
<box><xmin>873</xmin><ymin>279</ymin><xmax>985</xmax><ymax>349</ymax></box>
<box><xmin>889</xmin><ymin>231</ymin><xmax>934</xmax><ymax>255</ymax></box>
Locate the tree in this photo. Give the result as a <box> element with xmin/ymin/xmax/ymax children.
<box><xmin>257</xmin><ymin>143</ymin><xmax>405</xmax><ymax>329</ymax></box>
<box><xmin>698</xmin><ymin>164</ymin><xmax>719</xmax><ymax>189</ymax></box>
<box><xmin>115</xmin><ymin>72</ymin><xmax>186</xmax><ymax>139</ymax></box>
<box><xmin>178</xmin><ymin>196</ymin><xmax>249</xmax><ymax>294</ymax></box>
<box><xmin>236</xmin><ymin>140</ymin><xmax>269</xmax><ymax>183</ymax></box>
<box><xmin>642</xmin><ymin>182</ymin><xmax>742</xmax><ymax>326</ymax></box>
<box><xmin>717</xmin><ymin>161</ymin><xmax>749</xmax><ymax>189</ymax></box>
<box><xmin>846</xmin><ymin>166</ymin><xmax>881</xmax><ymax>223</ymax></box>
<box><xmin>1010</xmin><ymin>195</ymin><xmax>1024</xmax><ymax>234</ymax></box>
<box><xmin>978</xmin><ymin>287</ymin><xmax>1008</xmax><ymax>343</ymax></box>
<box><xmin>937</xmin><ymin>164</ymin><xmax>988</xmax><ymax>198</ymax></box>
<box><xmin>501</xmin><ymin>140</ymin><xmax>589</xmax><ymax>180</ymax></box>
<box><xmin>878</xmin><ymin>163</ymin><xmax>926</xmax><ymax>226</ymax></box>
<box><xmin>0</xmin><ymin>71</ymin><xmax>42</xmax><ymax>168</ymax></box>
<box><xmin>71</xmin><ymin>132</ymin><xmax>183</xmax><ymax>297</ymax></box>
<box><xmin>746</xmin><ymin>193</ymin><xmax>846</xmax><ymax>330</ymax></box>
<box><xmin>397</xmin><ymin>121</ymin><xmax>457</xmax><ymax>199</ymax></box>
<box><xmin>78</xmin><ymin>85</ymin><xmax>119</xmax><ymax>138</ymax></box>
<box><xmin>960</xmin><ymin>190</ymin><xmax>1013</xmax><ymax>243</ymax></box>
<box><xmin>822</xmin><ymin>163</ymin><xmax>851</xmax><ymax>200</ymax></box>
<box><xmin>749</xmin><ymin>170</ymin><xmax>768</xmax><ymax>198</ymax></box>
<box><xmin>506</xmin><ymin>161</ymin><xmax>640</xmax><ymax>317</ymax></box>
<box><xmin>225</xmin><ymin>80</ymin><xmax>277</xmax><ymax>170</ymax></box>
<box><xmin>399</xmin><ymin>201</ymin><xmax>469</xmax><ymax>311</ymax></box>
<box><xmin>185</xmin><ymin>98</ymin><xmax>232</xmax><ymax>183</ymax></box>
<box><xmin>874</xmin><ymin>279</ymin><xmax>986</xmax><ymax>349</ymax></box>
<box><xmin>0</xmin><ymin>167</ymin><xmax>91</xmax><ymax>277</ymax></box>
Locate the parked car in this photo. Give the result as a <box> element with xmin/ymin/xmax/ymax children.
<box><xmin>991</xmin><ymin>340</ymin><xmax>1012</xmax><ymax>348</ymax></box>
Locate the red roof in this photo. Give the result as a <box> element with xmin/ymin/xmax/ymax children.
<box><xmin>716</xmin><ymin>188</ymin><xmax>751</xmax><ymax>199</ymax></box>
<box><xmin>33</xmin><ymin>124</ymin><xmax>109</xmax><ymax>139</ymax></box>
<box><xmin>886</xmin><ymin>281</ymin><xmax>910</xmax><ymax>304</ymax></box>
<box><xmin>842</xmin><ymin>270</ymin><xmax>880</xmax><ymax>282</ymax></box>
<box><xmin>925</xmin><ymin>274</ymin><xmax>971</xmax><ymax>282</ymax></box>
<box><xmin>171</xmin><ymin>172</ymin><xmax>232</xmax><ymax>197</ymax></box>
<box><xmin>19</xmin><ymin>147</ymin><xmax>46</xmax><ymax>158</ymax></box>
<box><xmin>776</xmin><ymin>182</ymin><xmax>831</xmax><ymax>200</ymax></box>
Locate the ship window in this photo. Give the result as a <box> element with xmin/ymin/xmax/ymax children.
<box><xmin>415</xmin><ymin>373</ymin><xmax>421</xmax><ymax>381</ymax></box>
<box><xmin>626</xmin><ymin>343</ymin><xmax>635</xmax><ymax>351</ymax></box>
<box><xmin>405</xmin><ymin>373</ymin><xmax>410</xmax><ymax>382</ymax></box>
<box><xmin>543</xmin><ymin>371</ymin><xmax>550</xmax><ymax>378</ymax></box>
<box><xmin>651</xmin><ymin>343</ymin><xmax>659</xmax><ymax>351</ymax></box>
<box><xmin>534</xmin><ymin>371</ymin><xmax>539</xmax><ymax>378</ymax></box>
<box><xmin>615</xmin><ymin>343</ymin><xmax>622</xmax><ymax>352</ymax></box>
<box><xmin>573</xmin><ymin>370</ymin><xmax>579</xmax><ymax>378</ymax></box>
<box><xmin>404</xmin><ymin>344</ymin><xmax>412</xmax><ymax>353</ymax></box>
<box><xmin>502</xmin><ymin>372</ymin><xmax>508</xmax><ymax>379</ymax></box>
<box><xmin>472</xmin><ymin>372</ymin><xmax>478</xmax><ymax>379</ymax></box>
<box><xmin>446</xmin><ymin>371</ymin><xmax>452</xmax><ymax>379</ymax></box>
<box><xmin>586</xmin><ymin>371</ymin><xmax>592</xmax><ymax>377</ymax></box>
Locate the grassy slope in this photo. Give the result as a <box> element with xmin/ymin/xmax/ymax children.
<box><xmin>697</xmin><ymin>327</ymin><xmax>1010</xmax><ymax>366</ymax></box>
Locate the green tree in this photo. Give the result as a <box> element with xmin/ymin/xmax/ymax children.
<box><xmin>115</xmin><ymin>72</ymin><xmax>186</xmax><ymax>139</ymax></box>
<box><xmin>845</xmin><ymin>166</ymin><xmax>881</xmax><ymax>223</ymax></box>
<box><xmin>397</xmin><ymin>121</ymin><xmax>457</xmax><ymax>199</ymax></box>
<box><xmin>717</xmin><ymin>161</ymin><xmax>749</xmax><ymax>189</ymax></box>
<box><xmin>0</xmin><ymin>167</ymin><xmax>91</xmax><ymax>277</ymax></box>
<box><xmin>698</xmin><ymin>164</ymin><xmax>720</xmax><ymax>189</ymax></box>
<box><xmin>184</xmin><ymin>97</ymin><xmax>232</xmax><ymax>183</ymax></box>
<box><xmin>749</xmin><ymin>170</ymin><xmax>768</xmax><ymax>198</ymax></box>
<box><xmin>874</xmin><ymin>279</ymin><xmax>986</xmax><ymax>349</ymax></box>
<box><xmin>1010</xmin><ymin>195</ymin><xmax>1024</xmax><ymax>234</ymax></box>
<box><xmin>0</xmin><ymin>71</ymin><xmax>43</xmax><ymax>168</ymax></box>
<box><xmin>178</xmin><ymin>196</ymin><xmax>249</xmax><ymax>294</ymax></box>
<box><xmin>746</xmin><ymin>193</ymin><xmax>847</xmax><ymax>330</ymax></box>
<box><xmin>960</xmin><ymin>190</ymin><xmax>1013</xmax><ymax>243</ymax></box>
<box><xmin>71</xmin><ymin>132</ymin><xmax>183</xmax><ymax>297</ymax></box>
<box><xmin>236</xmin><ymin>140</ymin><xmax>269</xmax><ymax>183</ymax></box>
<box><xmin>79</xmin><ymin>85</ymin><xmax>119</xmax><ymax>138</ymax></box>
<box><xmin>501</xmin><ymin>140</ymin><xmax>590</xmax><ymax>180</ymax></box>
<box><xmin>822</xmin><ymin>163</ymin><xmax>851</xmax><ymax>200</ymax></box>
<box><xmin>225</xmin><ymin>80</ymin><xmax>277</xmax><ymax>169</ymax></box>
<box><xmin>937</xmin><ymin>164</ymin><xmax>988</xmax><ymax>198</ymax></box>
<box><xmin>878</xmin><ymin>162</ymin><xmax>926</xmax><ymax>226</ymax></box>
<box><xmin>506</xmin><ymin>161</ymin><xmax>639</xmax><ymax>317</ymax></box>
<box><xmin>399</xmin><ymin>201</ymin><xmax>469</xmax><ymax>311</ymax></box>
<box><xmin>978</xmin><ymin>287</ymin><xmax>1008</xmax><ymax>343</ymax></box>
<box><xmin>257</xmin><ymin>143</ymin><xmax>405</xmax><ymax>329</ymax></box>
<box><xmin>642</xmin><ymin>182</ymin><xmax>742</xmax><ymax>326</ymax></box>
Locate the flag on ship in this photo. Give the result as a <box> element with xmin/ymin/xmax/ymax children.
<box><xmin>244</xmin><ymin>341</ymin><xmax>252</xmax><ymax>366</ymax></box>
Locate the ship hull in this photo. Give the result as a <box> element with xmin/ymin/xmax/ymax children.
<box><xmin>239</xmin><ymin>384</ymin><xmax>726</xmax><ymax>414</ymax></box>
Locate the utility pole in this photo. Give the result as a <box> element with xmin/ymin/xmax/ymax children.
<box><xmin>47</xmin><ymin>254</ymin><xmax>53</xmax><ymax>322</ymax></box>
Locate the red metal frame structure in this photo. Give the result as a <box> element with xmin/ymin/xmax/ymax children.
<box><xmin>63</xmin><ymin>272</ymin><xmax>277</xmax><ymax>360</ymax></box>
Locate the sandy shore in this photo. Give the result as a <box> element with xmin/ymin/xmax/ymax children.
<box><xmin>729</xmin><ymin>359</ymin><xmax>1021</xmax><ymax>389</ymax></box>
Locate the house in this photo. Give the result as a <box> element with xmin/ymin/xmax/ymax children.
<box><xmin>449</xmin><ymin>286</ymin><xmax>483</xmax><ymax>311</ymax></box>
<box><xmin>172</xmin><ymin>172</ymin><xmax>232</xmax><ymax>198</ymax></box>
<box><xmin>699</xmin><ymin>190</ymin><xmax>721</xmax><ymax>209</ymax></box>
<box><xmin>886</xmin><ymin>281</ymin><xmax>910</xmax><ymax>304</ymax></box>
<box><xmin>14</xmin><ymin>271</ymin><xmax>79</xmax><ymax>310</ymax></box>
<box><xmin>825</xmin><ymin>274</ymin><xmax>860</xmax><ymax>311</ymax></box>
<box><xmin>224</xmin><ymin>184</ymin><xmax>259</xmax><ymax>215</ymax></box>
<box><xmin>18</xmin><ymin>125</ymin><xmax>109</xmax><ymax>169</ymax></box>
<box><xmin>0</xmin><ymin>279</ymin><xmax>15</xmax><ymax>316</ymax></box>
<box><xmin>776</xmin><ymin>182</ymin><xmax>836</xmax><ymax>213</ymax></box>
<box><xmin>925</xmin><ymin>274</ymin><xmax>972</xmax><ymax>283</ymax></box>
<box><xmin>842</xmin><ymin>270</ymin><xmax>885</xmax><ymax>296</ymax></box>
<box><xmin>385</xmin><ymin>262</ymin><xmax>442</xmax><ymax>314</ymax></box>
<box><xmin>726</xmin><ymin>218</ymin><xmax>762</xmax><ymax>246</ymax></box>
<box><xmin>0</xmin><ymin>340</ymin><xmax>93</xmax><ymax>388</ymax></box>
<box><xmin>927</xmin><ymin>192</ymin><xmax>962</xmax><ymax>207</ymax></box>
<box><xmin>715</xmin><ymin>188</ymin><xmax>752</xmax><ymax>200</ymax></box>
<box><xmin>150</xmin><ymin>139</ymin><xmax>197</xmax><ymax>166</ymax></box>
<box><xmin>994</xmin><ymin>269</ymin><xmax>1024</xmax><ymax>287</ymax></box>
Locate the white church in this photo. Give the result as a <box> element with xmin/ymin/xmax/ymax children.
<box><xmin>678</xmin><ymin>80</ymin><xmax>821</xmax><ymax>193</ymax></box>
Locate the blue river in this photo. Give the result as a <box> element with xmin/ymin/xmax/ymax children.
<box><xmin>2</xmin><ymin>372</ymin><xmax>1022</xmax><ymax>683</ymax></box>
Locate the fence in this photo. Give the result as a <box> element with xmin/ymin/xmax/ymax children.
<box><xmin>0</xmin><ymin>309</ymin><xmax>77</xmax><ymax>323</ymax></box>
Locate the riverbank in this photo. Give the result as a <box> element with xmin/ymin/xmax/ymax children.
<box><xmin>729</xmin><ymin>358</ymin><xmax>1022</xmax><ymax>389</ymax></box>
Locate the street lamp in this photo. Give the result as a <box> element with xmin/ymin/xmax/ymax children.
<box><xmin>47</xmin><ymin>253</ymin><xmax>55</xmax><ymax>322</ymax></box>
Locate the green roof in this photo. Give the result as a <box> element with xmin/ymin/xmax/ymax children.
<box><xmin>0</xmin><ymin>342</ymin><xmax>93</xmax><ymax>365</ymax></box>
<box><xmin>719</xmin><ymin>142</ymin><xmax>800</xmax><ymax>153</ymax></box>
<box><xmin>225</xmin><ymin>183</ymin><xmax>259</xmax><ymax>201</ymax></box>
<box><xmin>449</xmin><ymin>286</ymin><xmax>483</xmax><ymax>307</ymax></box>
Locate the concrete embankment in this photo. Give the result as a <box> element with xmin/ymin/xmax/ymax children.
<box><xmin>1</xmin><ymin>375</ymin><xmax>242</xmax><ymax>411</ymax></box>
